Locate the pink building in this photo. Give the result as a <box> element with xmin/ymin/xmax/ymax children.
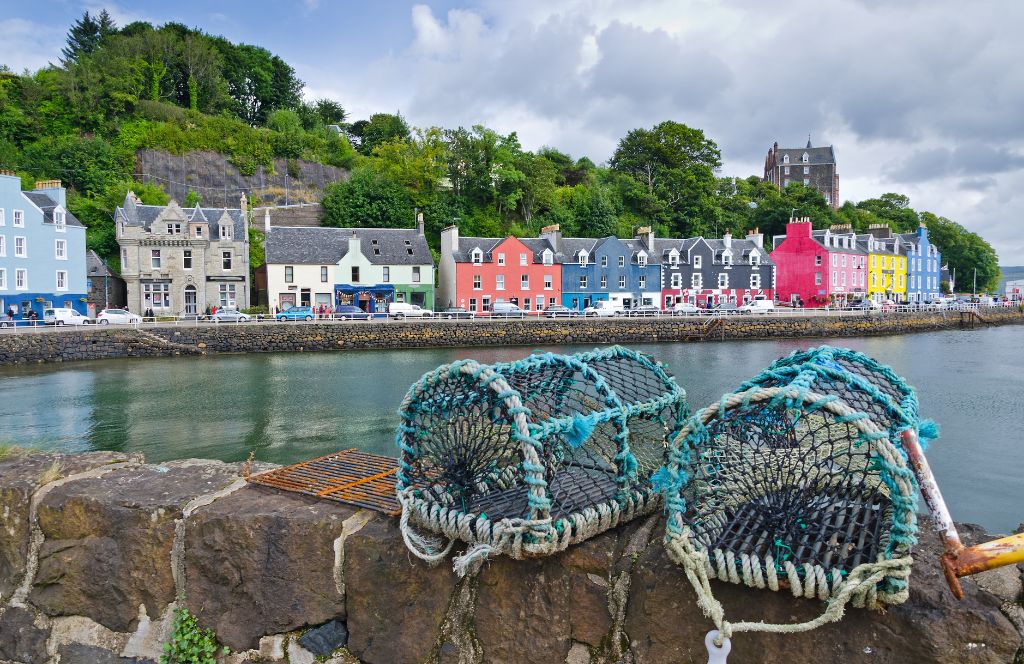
<box><xmin>770</xmin><ymin>218</ymin><xmax>867</xmax><ymax>307</ymax></box>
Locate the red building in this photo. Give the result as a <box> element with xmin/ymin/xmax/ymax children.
<box><xmin>438</xmin><ymin>227</ymin><xmax>562</xmax><ymax>313</ymax></box>
<box><xmin>770</xmin><ymin>218</ymin><xmax>867</xmax><ymax>307</ymax></box>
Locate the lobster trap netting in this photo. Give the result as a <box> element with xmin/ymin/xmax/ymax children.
<box><xmin>662</xmin><ymin>347</ymin><xmax>932</xmax><ymax>639</ymax></box>
<box><xmin>396</xmin><ymin>346</ymin><xmax>687</xmax><ymax>573</ymax></box>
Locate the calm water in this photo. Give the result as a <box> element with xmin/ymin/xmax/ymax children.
<box><xmin>1</xmin><ymin>328</ymin><xmax>1021</xmax><ymax>532</ymax></box>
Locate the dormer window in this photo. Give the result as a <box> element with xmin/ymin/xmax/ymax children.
<box><xmin>471</xmin><ymin>248</ymin><xmax>483</xmax><ymax>264</ymax></box>
<box><xmin>637</xmin><ymin>252</ymin><xmax>647</xmax><ymax>267</ymax></box>
<box><xmin>578</xmin><ymin>251</ymin><xmax>588</xmax><ymax>266</ymax></box>
<box><xmin>722</xmin><ymin>251</ymin><xmax>732</xmax><ymax>266</ymax></box>
<box><xmin>497</xmin><ymin>253</ymin><xmax>505</xmax><ymax>266</ymax></box>
<box><xmin>694</xmin><ymin>255</ymin><xmax>702</xmax><ymax>269</ymax></box>
<box><xmin>782</xmin><ymin>154</ymin><xmax>790</xmax><ymax>164</ymax></box>
<box><xmin>668</xmin><ymin>250</ymin><xmax>679</xmax><ymax>266</ymax></box>
<box><xmin>542</xmin><ymin>250</ymin><xmax>552</xmax><ymax>266</ymax></box>
<box><xmin>220</xmin><ymin>225</ymin><xmax>231</xmax><ymax>240</ymax></box>
<box><xmin>802</xmin><ymin>152</ymin><xmax>809</xmax><ymax>163</ymax></box>
<box><xmin>750</xmin><ymin>252</ymin><xmax>760</xmax><ymax>266</ymax></box>
<box><xmin>55</xmin><ymin>211</ymin><xmax>66</xmax><ymax>231</ymax></box>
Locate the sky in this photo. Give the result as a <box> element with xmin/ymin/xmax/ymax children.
<box><xmin>2</xmin><ymin>0</ymin><xmax>1023</xmax><ymax>264</ymax></box>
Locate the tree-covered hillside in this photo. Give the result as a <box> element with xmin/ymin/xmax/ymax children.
<box><xmin>0</xmin><ymin>10</ymin><xmax>1001</xmax><ymax>291</ymax></box>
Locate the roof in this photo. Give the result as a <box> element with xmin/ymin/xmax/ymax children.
<box><xmin>811</xmin><ymin>229</ymin><xmax>867</xmax><ymax>254</ymax></box>
<box><xmin>265</xmin><ymin>226</ymin><xmax>432</xmax><ymax>266</ymax></box>
<box><xmin>775</xmin><ymin>145</ymin><xmax>836</xmax><ymax>165</ymax></box>
<box><xmin>86</xmin><ymin>250</ymin><xmax>122</xmax><ymax>278</ymax></box>
<box><xmin>116</xmin><ymin>199</ymin><xmax>247</xmax><ymax>238</ymax></box>
<box><xmin>23</xmin><ymin>191</ymin><xmax>84</xmax><ymax>227</ymax></box>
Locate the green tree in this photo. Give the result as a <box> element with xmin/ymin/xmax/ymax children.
<box><xmin>856</xmin><ymin>193</ymin><xmax>920</xmax><ymax>232</ymax></box>
<box><xmin>922</xmin><ymin>211</ymin><xmax>1000</xmax><ymax>293</ymax></box>
<box><xmin>320</xmin><ymin>166</ymin><xmax>413</xmax><ymax>228</ymax></box>
<box><xmin>267</xmin><ymin>109</ymin><xmax>304</xmax><ymax>159</ymax></box>
<box><xmin>355</xmin><ymin>113</ymin><xmax>411</xmax><ymax>156</ymax></box>
<box><xmin>372</xmin><ymin>127</ymin><xmax>448</xmax><ymax>206</ymax></box>
<box><xmin>61</xmin><ymin>11</ymin><xmax>114</xmax><ymax>65</ymax></box>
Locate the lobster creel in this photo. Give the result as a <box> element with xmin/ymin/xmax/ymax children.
<box><xmin>396</xmin><ymin>346</ymin><xmax>687</xmax><ymax>575</ymax></box>
<box><xmin>661</xmin><ymin>346</ymin><xmax>932</xmax><ymax>639</ymax></box>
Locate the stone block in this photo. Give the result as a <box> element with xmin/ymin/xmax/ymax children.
<box><xmin>30</xmin><ymin>459</ymin><xmax>241</xmax><ymax>632</ymax></box>
<box><xmin>57</xmin><ymin>643</ymin><xmax>156</xmax><ymax>664</ymax></box>
<box><xmin>184</xmin><ymin>485</ymin><xmax>358</xmax><ymax>651</ymax></box>
<box><xmin>0</xmin><ymin>606</ymin><xmax>48</xmax><ymax>663</ymax></box>
<box><xmin>299</xmin><ymin>618</ymin><xmax>348</xmax><ymax>656</ymax></box>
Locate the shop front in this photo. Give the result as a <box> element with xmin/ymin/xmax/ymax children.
<box><xmin>335</xmin><ymin>283</ymin><xmax>396</xmax><ymax>314</ymax></box>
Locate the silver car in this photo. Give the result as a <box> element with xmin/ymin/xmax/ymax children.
<box><xmin>210</xmin><ymin>308</ymin><xmax>252</xmax><ymax>323</ymax></box>
<box><xmin>96</xmin><ymin>309</ymin><xmax>142</xmax><ymax>325</ymax></box>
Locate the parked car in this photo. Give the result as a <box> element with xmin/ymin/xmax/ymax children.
<box><xmin>276</xmin><ymin>306</ymin><xmax>315</xmax><ymax>321</ymax></box>
<box><xmin>846</xmin><ymin>300</ymin><xmax>880</xmax><ymax>311</ymax></box>
<box><xmin>388</xmin><ymin>302</ymin><xmax>433</xmax><ymax>319</ymax></box>
<box><xmin>96</xmin><ymin>309</ymin><xmax>142</xmax><ymax>325</ymax></box>
<box><xmin>542</xmin><ymin>305</ymin><xmax>579</xmax><ymax>318</ymax></box>
<box><xmin>671</xmin><ymin>302</ymin><xmax>701</xmax><ymax>316</ymax></box>
<box><xmin>583</xmin><ymin>300</ymin><xmax>624</xmax><ymax>317</ymax></box>
<box><xmin>333</xmin><ymin>305</ymin><xmax>371</xmax><ymax>320</ymax></box>
<box><xmin>210</xmin><ymin>308</ymin><xmax>252</xmax><ymax>323</ymax></box>
<box><xmin>490</xmin><ymin>301</ymin><xmax>527</xmax><ymax>318</ymax></box>
<box><xmin>625</xmin><ymin>304</ymin><xmax>662</xmax><ymax>317</ymax></box>
<box><xmin>737</xmin><ymin>296</ymin><xmax>775</xmax><ymax>314</ymax></box>
<box><xmin>439</xmin><ymin>306</ymin><xmax>474</xmax><ymax>320</ymax></box>
<box><xmin>711</xmin><ymin>302</ymin><xmax>739</xmax><ymax>315</ymax></box>
<box><xmin>44</xmin><ymin>308</ymin><xmax>92</xmax><ymax>326</ymax></box>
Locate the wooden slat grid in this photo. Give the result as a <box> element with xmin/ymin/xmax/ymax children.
<box><xmin>248</xmin><ymin>449</ymin><xmax>401</xmax><ymax>516</ymax></box>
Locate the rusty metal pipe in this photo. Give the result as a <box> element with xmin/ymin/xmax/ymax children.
<box><xmin>900</xmin><ymin>428</ymin><xmax>1024</xmax><ymax>599</ymax></box>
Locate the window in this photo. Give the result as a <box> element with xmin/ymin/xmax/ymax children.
<box><xmin>0</xmin><ymin>236</ymin><xmax>5</xmax><ymax>257</ymax></box>
<box><xmin>195</xmin><ymin>226</ymin><xmax>203</xmax><ymax>238</ymax></box>
<box><xmin>544</xmin><ymin>275</ymin><xmax>552</xmax><ymax>290</ymax></box>
<box><xmin>783</xmin><ymin>154</ymin><xmax>790</xmax><ymax>164</ymax></box>
<box><xmin>802</xmin><ymin>152</ymin><xmax>809</xmax><ymax>163</ymax></box>
<box><xmin>55</xmin><ymin>239</ymin><xmax>66</xmax><ymax>260</ymax></box>
<box><xmin>750</xmin><ymin>273</ymin><xmax>761</xmax><ymax>289</ymax></box>
<box><xmin>669</xmin><ymin>251</ymin><xmax>678</xmax><ymax>266</ymax></box>
<box><xmin>520</xmin><ymin>253</ymin><xmax>528</xmax><ymax>266</ymax></box>
<box><xmin>469</xmin><ymin>298</ymin><xmax>477</xmax><ymax>312</ymax></box>
<box><xmin>55</xmin><ymin>211</ymin><xmax>66</xmax><ymax>231</ymax></box>
<box><xmin>549</xmin><ymin>297</ymin><xmax>556</xmax><ymax>307</ymax></box>
<box><xmin>671</xmin><ymin>273</ymin><xmax>682</xmax><ymax>288</ymax></box>
<box><xmin>0</xmin><ymin>209</ymin><xmax>4</xmax><ymax>225</ymax></box>
<box><xmin>693</xmin><ymin>255</ymin><xmax>702</xmax><ymax>269</ymax></box>
<box><xmin>784</xmin><ymin>166</ymin><xmax>790</xmax><ymax>175</ymax></box>
<box><xmin>220</xmin><ymin>224</ymin><xmax>231</xmax><ymax>240</ymax></box>
<box><xmin>482</xmin><ymin>296</ymin><xmax>491</xmax><ymax>312</ymax></box>
<box><xmin>638</xmin><ymin>254</ymin><xmax>647</xmax><ymax>267</ymax></box>
<box><xmin>13</xmin><ymin>210</ymin><xmax>24</xmax><ymax>227</ymax></box>
<box><xmin>523</xmin><ymin>298</ymin><xmax>531</xmax><ymax>310</ymax></box>
<box><xmin>750</xmin><ymin>252</ymin><xmax>760</xmax><ymax>266</ymax></box>
<box><xmin>222</xmin><ymin>251</ymin><xmax>232</xmax><ymax>270</ymax></box>
<box><xmin>219</xmin><ymin>284</ymin><xmax>237</xmax><ymax>308</ymax></box>
<box><xmin>321</xmin><ymin>266</ymin><xmax>329</xmax><ymax>283</ymax></box>
<box><xmin>0</xmin><ymin>268</ymin><xmax>4</xmax><ymax>289</ymax></box>
<box><xmin>497</xmin><ymin>253</ymin><xmax>505</xmax><ymax>266</ymax></box>
<box><xmin>601</xmin><ymin>256</ymin><xmax>608</xmax><ymax>267</ymax></box>
<box><xmin>473</xmin><ymin>275</ymin><xmax>482</xmax><ymax>290</ymax></box>
<box><xmin>471</xmin><ymin>249</ymin><xmax>483</xmax><ymax>264</ymax></box>
<box><xmin>841</xmin><ymin>272</ymin><xmax>847</xmax><ymax>286</ymax></box>
<box><xmin>382</xmin><ymin>266</ymin><xmax>390</xmax><ymax>282</ymax></box>
<box><xmin>351</xmin><ymin>266</ymin><xmax>360</xmax><ymax>282</ymax></box>
<box><xmin>285</xmin><ymin>266</ymin><xmax>294</xmax><ymax>283</ymax></box>
<box><xmin>542</xmin><ymin>251</ymin><xmax>552</xmax><ymax>266</ymax></box>
<box><xmin>691</xmin><ymin>273</ymin><xmax>702</xmax><ymax>289</ymax></box>
<box><xmin>815</xmin><ymin>273</ymin><xmax>822</xmax><ymax>285</ymax></box>
<box><xmin>815</xmin><ymin>255</ymin><xmax>822</xmax><ymax>266</ymax></box>
<box><xmin>721</xmin><ymin>252</ymin><xmax>731</xmax><ymax>266</ymax></box>
<box><xmin>718</xmin><ymin>273</ymin><xmax>728</xmax><ymax>288</ymax></box>
<box><xmin>16</xmin><ymin>268</ymin><xmax>27</xmax><ymax>290</ymax></box>
<box><xmin>618</xmin><ymin>256</ymin><xmax>625</xmax><ymax>267</ymax></box>
<box><xmin>601</xmin><ymin>276</ymin><xmax>607</xmax><ymax>289</ymax></box>
<box><xmin>14</xmin><ymin>237</ymin><xmax>25</xmax><ymax>258</ymax></box>
<box><xmin>832</xmin><ymin>271</ymin><xmax>838</xmax><ymax>286</ymax></box>
<box><xmin>871</xmin><ymin>255</ymin><xmax>876</xmax><ymax>268</ymax></box>
<box><xmin>412</xmin><ymin>266</ymin><xmax>421</xmax><ymax>283</ymax></box>
<box><xmin>841</xmin><ymin>254</ymin><xmax>847</xmax><ymax>267</ymax></box>
<box><xmin>521</xmin><ymin>274</ymin><xmax>530</xmax><ymax>290</ymax></box>
<box><xmin>121</xmin><ymin>248</ymin><xmax>127</xmax><ymax>268</ymax></box>
<box><xmin>183</xmin><ymin>250</ymin><xmax>192</xmax><ymax>270</ymax></box>
<box><xmin>143</xmin><ymin>282</ymin><xmax>171</xmax><ymax>308</ymax></box>
<box><xmin>871</xmin><ymin>273</ymin><xmax>877</xmax><ymax>287</ymax></box>
<box><xmin>166</xmin><ymin>223</ymin><xmax>181</xmax><ymax>235</ymax></box>
<box><xmin>151</xmin><ymin>249</ymin><xmax>161</xmax><ymax>269</ymax></box>
<box><xmin>803</xmin><ymin>179</ymin><xmax>809</xmax><ymax>186</ymax></box>
<box><xmin>803</xmin><ymin>166</ymin><xmax>809</xmax><ymax>175</ymax></box>
<box><xmin>579</xmin><ymin>276</ymin><xmax>587</xmax><ymax>289</ymax></box>
<box><xmin>618</xmin><ymin>275</ymin><xmax>626</xmax><ymax>288</ymax></box>
<box><xmin>578</xmin><ymin>252</ymin><xmax>588</xmax><ymax>266</ymax></box>
<box><xmin>56</xmin><ymin>270</ymin><xmax>67</xmax><ymax>291</ymax></box>
<box><xmin>496</xmin><ymin>274</ymin><xmax>505</xmax><ymax>290</ymax></box>
<box><xmin>639</xmin><ymin>275</ymin><xmax>646</xmax><ymax>289</ymax></box>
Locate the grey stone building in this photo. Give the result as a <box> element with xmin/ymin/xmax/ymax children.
<box><xmin>85</xmin><ymin>250</ymin><xmax>126</xmax><ymax>313</ymax></box>
<box><xmin>115</xmin><ymin>193</ymin><xmax>250</xmax><ymax>315</ymax></box>
<box><xmin>763</xmin><ymin>138</ymin><xmax>840</xmax><ymax>208</ymax></box>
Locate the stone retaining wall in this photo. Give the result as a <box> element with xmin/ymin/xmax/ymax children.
<box><xmin>0</xmin><ymin>451</ymin><xmax>1021</xmax><ymax>663</ymax></box>
<box><xmin>2</xmin><ymin>308</ymin><xmax>1023</xmax><ymax>366</ymax></box>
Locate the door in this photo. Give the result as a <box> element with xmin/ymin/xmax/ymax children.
<box><xmin>184</xmin><ymin>286</ymin><xmax>197</xmax><ymax>315</ymax></box>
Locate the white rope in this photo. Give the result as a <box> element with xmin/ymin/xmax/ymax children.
<box><xmin>398</xmin><ymin>489</ymin><xmax>455</xmax><ymax>565</ymax></box>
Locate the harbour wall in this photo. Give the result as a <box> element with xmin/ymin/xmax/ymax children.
<box><xmin>0</xmin><ymin>451</ymin><xmax>1021</xmax><ymax>664</ymax></box>
<box><xmin>0</xmin><ymin>308</ymin><xmax>1022</xmax><ymax>366</ymax></box>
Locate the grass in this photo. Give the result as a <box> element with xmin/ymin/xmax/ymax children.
<box><xmin>0</xmin><ymin>444</ymin><xmax>31</xmax><ymax>461</ymax></box>
<box><xmin>37</xmin><ymin>460</ymin><xmax>63</xmax><ymax>485</ymax></box>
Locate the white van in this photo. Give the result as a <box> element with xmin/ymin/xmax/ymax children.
<box><xmin>490</xmin><ymin>301</ymin><xmax>527</xmax><ymax>318</ymax></box>
<box><xmin>738</xmin><ymin>295</ymin><xmax>775</xmax><ymax>314</ymax></box>
<box><xmin>583</xmin><ymin>300</ymin><xmax>624</xmax><ymax>317</ymax></box>
<box><xmin>44</xmin><ymin>308</ymin><xmax>92</xmax><ymax>326</ymax></box>
<box><xmin>388</xmin><ymin>302</ymin><xmax>433</xmax><ymax>319</ymax></box>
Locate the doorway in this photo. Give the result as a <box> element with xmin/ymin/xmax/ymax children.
<box><xmin>184</xmin><ymin>285</ymin><xmax>197</xmax><ymax>315</ymax></box>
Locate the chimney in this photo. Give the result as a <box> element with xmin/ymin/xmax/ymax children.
<box><xmin>722</xmin><ymin>231</ymin><xmax>732</xmax><ymax>249</ymax></box>
<box><xmin>348</xmin><ymin>230</ymin><xmax>362</xmax><ymax>258</ymax></box>
<box><xmin>829</xmin><ymin>224</ymin><xmax>852</xmax><ymax>233</ymax></box>
<box><xmin>263</xmin><ymin>208</ymin><xmax>271</xmax><ymax>234</ymax></box>
<box><xmin>867</xmin><ymin>223</ymin><xmax>891</xmax><ymax>239</ymax></box>
<box><xmin>746</xmin><ymin>227</ymin><xmax>764</xmax><ymax>249</ymax></box>
<box><xmin>540</xmin><ymin>223</ymin><xmax>561</xmax><ymax>252</ymax></box>
<box><xmin>239</xmin><ymin>194</ymin><xmax>248</xmax><ymax>218</ymax></box>
<box><xmin>416</xmin><ymin>211</ymin><xmax>425</xmax><ymax>236</ymax></box>
<box><xmin>34</xmin><ymin>179</ymin><xmax>66</xmax><ymax>207</ymax></box>
<box><xmin>636</xmin><ymin>226</ymin><xmax>654</xmax><ymax>250</ymax></box>
<box><xmin>442</xmin><ymin>225</ymin><xmax>459</xmax><ymax>256</ymax></box>
<box><xmin>785</xmin><ymin>217</ymin><xmax>813</xmax><ymax>238</ymax></box>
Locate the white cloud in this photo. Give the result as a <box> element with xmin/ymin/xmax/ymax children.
<box><xmin>0</xmin><ymin>18</ymin><xmax>65</xmax><ymax>71</ymax></box>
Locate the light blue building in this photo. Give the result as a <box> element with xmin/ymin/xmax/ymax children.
<box><xmin>0</xmin><ymin>173</ymin><xmax>88</xmax><ymax>319</ymax></box>
<box><xmin>899</xmin><ymin>224</ymin><xmax>942</xmax><ymax>303</ymax></box>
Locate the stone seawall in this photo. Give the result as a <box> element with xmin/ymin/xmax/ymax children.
<box><xmin>0</xmin><ymin>451</ymin><xmax>1021</xmax><ymax>664</ymax></box>
<box><xmin>1</xmin><ymin>308</ymin><xmax>1022</xmax><ymax>366</ymax></box>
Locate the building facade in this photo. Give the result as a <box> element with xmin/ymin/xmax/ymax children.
<box><xmin>763</xmin><ymin>138</ymin><xmax>840</xmax><ymax>208</ymax></box>
<box><xmin>116</xmin><ymin>193</ymin><xmax>250</xmax><ymax>315</ymax></box>
<box><xmin>0</xmin><ymin>173</ymin><xmax>88</xmax><ymax>319</ymax></box>
<box><xmin>438</xmin><ymin>227</ymin><xmax>560</xmax><ymax>313</ymax></box>
<box><xmin>86</xmin><ymin>249</ymin><xmax>127</xmax><ymax>314</ymax></box>
<box><xmin>264</xmin><ymin>222</ymin><xmax>433</xmax><ymax>313</ymax></box>
<box><xmin>899</xmin><ymin>224</ymin><xmax>942</xmax><ymax>303</ymax></box>
<box><xmin>657</xmin><ymin>230</ymin><xmax>775</xmax><ymax>309</ymax></box>
<box><xmin>771</xmin><ymin>218</ymin><xmax>867</xmax><ymax>307</ymax></box>
<box><xmin>857</xmin><ymin>225</ymin><xmax>907</xmax><ymax>302</ymax></box>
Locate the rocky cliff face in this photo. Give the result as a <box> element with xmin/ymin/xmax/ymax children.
<box><xmin>0</xmin><ymin>451</ymin><xmax>1020</xmax><ymax>664</ymax></box>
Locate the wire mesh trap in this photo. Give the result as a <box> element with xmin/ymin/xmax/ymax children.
<box><xmin>662</xmin><ymin>346</ymin><xmax>930</xmax><ymax>642</ymax></box>
<box><xmin>396</xmin><ymin>345</ymin><xmax>687</xmax><ymax>574</ymax></box>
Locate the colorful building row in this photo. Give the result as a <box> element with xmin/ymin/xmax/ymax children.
<box><xmin>437</xmin><ymin>225</ymin><xmax>776</xmax><ymax>312</ymax></box>
<box><xmin>771</xmin><ymin>217</ymin><xmax>941</xmax><ymax>306</ymax></box>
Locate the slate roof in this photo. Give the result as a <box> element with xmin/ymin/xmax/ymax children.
<box><xmin>23</xmin><ymin>191</ymin><xmax>84</xmax><ymax>227</ymax></box>
<box><xmin>811</xmin><ymin>229</ymin><xmax>867</xmax><ymax>254</ymax></box>
<box><xmin>116</xmin><ymin>200</ymin><xmax>247</xmax><ymax>238</ymax></box>
<box><xmin>775</xmin><ymin>145</ymin><xmax>836</xmax><ymax>165</ymax></box>
<box><xmin>86</xmin><ymin>250</ymin><xmax>121</xmax><ymax>278</ymax></box>
<box><xmin>704</xmin><ymin>238</ymin><xmax>774</xmax><ymax>265</ymax></box>
<box><xmin>265</xmin><ymin>226</ymin><xmax>433</xmax><ymax>266</ymax></box>
<box><xmin>856</xmin><ymin>233</ymin><xmax>902</xmax><ymax>255</ymax></box>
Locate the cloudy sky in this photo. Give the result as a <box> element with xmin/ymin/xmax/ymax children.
<box><xmin>3</xmin><ymin>1</ymin><xmax>1022</xmax><ymax>263</ymax></box>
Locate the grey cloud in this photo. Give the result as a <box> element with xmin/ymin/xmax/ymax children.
<box><xmin>958</xmin><ymin>177</ymin><xmax>997</xmax><ymax>192</ymax></box>
<box><xmin>886</xmin><ymin>145</ymin><xmax>1024</xmax><ymax>183</ymax></box>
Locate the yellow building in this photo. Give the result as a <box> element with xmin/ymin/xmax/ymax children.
<box><xmin>859</xmin><ymin>226</ymin><xmax>907</xmax><ymax>302</ymax></box>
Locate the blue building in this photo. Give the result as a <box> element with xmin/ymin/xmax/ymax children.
<box><xmin>899</xmin><ymin>224</ymin><xmax>942</xmax><ymax>303</ymax></box>
<box><xmin>539</xmin><ymin>225</ymin><xmax>662</xmax><ymax>310</ymax></box>
<box><xmin>0</xmin><ymin>173</ymin><xmax>88</xmax><ymax>319</ymax></box>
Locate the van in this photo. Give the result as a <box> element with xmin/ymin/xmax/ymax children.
<box><xmin>388</xmin><ymin>302</ymin><xmax>433</xmax><ymax>319</ymax></box>
<box><xmin>738</xmin><ymin>295</ymin><xmax>775</xmax><ymax>314</ymax></box>
<box><xmin>44</xmin><ymin>308</ymin><xmax>92</xmax><ymax>326</ymax></box>
<box><xmin>583</xmin><ymin>300</ymin><xmax>624</xmax><ymax>317</ymax></box>
<box><xmin>490</xmin><ymin>301</ymin><xmax>527</xmax><ymax>318</ymax></box>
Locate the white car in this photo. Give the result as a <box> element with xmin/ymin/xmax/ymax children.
<box><xmin>96</xmin><ymin>308</ymin><xmax>142</xmax><ymax>325</ymax></box>
<box><xmin>44</xmin><ymin>307</ymin><xmax>92</xmax><ymax>326</ymax></box>
<box><xmin>738</xmin><ymin>296</ymin><xmax>775</xmax><ymax>314</ymax></box>
<box><xmin>583</xmin><ymin>300</ymin><xmax>624</xmax><ymax>317</ymax></box>
<box><xmin>671</xmin><ymin>302</ymin><xmax>701</xmax><ymax>315</ymax></box>
<box><xmin>388</xmin><ymin>302</ymin><xmax>433</xmax><ymax>319</ymax></box>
